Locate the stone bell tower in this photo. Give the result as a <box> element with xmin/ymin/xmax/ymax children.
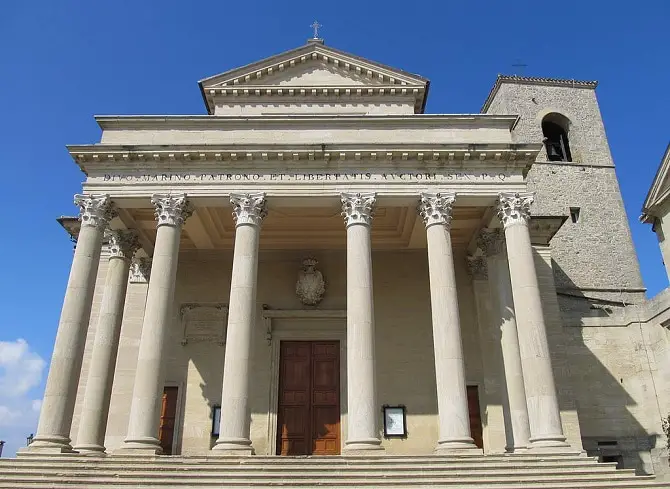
<box><xmin>482</xmin><ymin>76</ymin><xmax>644</xmax><ymax>313</ymax></box>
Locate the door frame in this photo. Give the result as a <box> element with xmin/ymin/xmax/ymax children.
<box><xmin>161</xmin><ymin>381</ymin><xmax>184</xmax><ymax>455</ymax></box>
<box><xmin>264</xmin><ymin>309</ymin><xmax>347</xmax><ymax>455</ymax></box>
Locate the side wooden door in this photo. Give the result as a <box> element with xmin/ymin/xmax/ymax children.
<box><xmin>277</xmin><ymin>341</ymin><xmax>340</xmax><ymax>455</ymax></box>
<box><xmin>159</xmin><ymin>386</ymin><xmax>178</xmax><ymax>454</ymax></box>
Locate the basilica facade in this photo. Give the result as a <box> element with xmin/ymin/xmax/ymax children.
<box><xmin>5</xmin><ymin>38</ymin><xmax>669</xmax><ymax>488</ymax></box>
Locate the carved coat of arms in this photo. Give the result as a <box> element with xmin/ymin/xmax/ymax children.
<box><xmin>295</xmin><ymin>257</ymin><xmax>326</xmax><ymax>306</ymax></box>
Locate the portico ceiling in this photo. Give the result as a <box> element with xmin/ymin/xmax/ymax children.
<box><xmin>124</xmin><ymin>204</ymin><xmax>485</xmax><ymax>251</ymax></box>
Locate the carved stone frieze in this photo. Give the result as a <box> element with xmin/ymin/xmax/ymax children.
<box><xmin>74</xmin><ymin>194</ymin><xmax>115</xmax><ymax>230</ymax></box>
<box><xmin>230</xmin><ymin>193</ymin><xmax>268</xmax><ymax>227</ymax></box>
<box><xmin>497</xmin><ymin>192</ymin><xmax>534</xmax><ymax>228</ymax></box>
<box><xmin>129</xmin><ymin>257</ymin><xmax>152</xmax><ymax>284</ymax></box>
<box><xmin>180</xmin><ymin>303</ymin><xmax>228</xmax><ymax>345</ymax></box>
<box><xmin>105</xmin><ymin>230</ymin><xmax>140</xmax><ymax>260</ymax></box>
<box><xmin>341</xmin><ymin>192</ymin><xmax>376</xmax><ymax>226</ymax></box>
<box><xmin>418</xmin><ymin>192</ymin><xmax>456</xmax><ymax>229</ymax></box>
<box><xmin>295</xmin><ymin>257</ymin><xmax>326</xmax><ymax>306</ymax></box>
<box><xmin>476</xmin><ymin>228</ymin><xmax>505</xmax><ymax>257</ymax></box>
<box><xmin>151</xmin><ymin>193</ymin><xmax>193</xmax><ymax>227</ymax></box>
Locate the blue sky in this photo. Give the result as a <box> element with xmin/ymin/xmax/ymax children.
<box><xmin>0</xmin><ymin>0</ymin><xmax>668</xmax><ymax>456</ymax></box>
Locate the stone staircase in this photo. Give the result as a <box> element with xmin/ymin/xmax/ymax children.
<box><xmin>0</xmin><ymin>453</ymin><xmax>666</xmax><ymax>488</ymax></box>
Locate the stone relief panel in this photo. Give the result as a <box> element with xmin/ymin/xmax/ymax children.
<box><xmin>180</xmin><ymin>303</ymin><xmax>228</xmax><ymax>345</ymax></box>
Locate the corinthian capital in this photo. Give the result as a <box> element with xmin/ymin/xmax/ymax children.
<box><xmin>230</xmin><ymin>193</ymin><xmax>267</xmax><ymax>227</ymax></box>
<box><xmin>129</xmin><ymin>257</ymin><xmax>152</xmax><ymax>283</ymax></box>
<box><xmin>466</xmin><ymin>254</ymin><xmax>488</xmax><ymax>280</ymax></box>
<box><xmin>497</xmin><ymin>192</ymin><xmax>534</xmax><ymax>228</ymax></box>
<box><xmin>105</xmin><ymin>230</ymin><xmax>140</xmax><ymax>260</ymax></box>
<box><xmin>418</xmin><ymin>192</ymin><xmax>456</xmax><ymax>229</ymax></box>
<box><xmin>341</xmin><ymin>192</ymin><xmax>376</xmax><ymax>227</ymax></box>
<box><xmin>476</xmin><ymin>228</ymin><xmax>505</xmax><ymax>257</ymax></box>
<box><xmin>74</xmin><ymin>194</ymin><xmax>115</xmax><ymax>230</ymax></box>
<box><xmin>151</xmin><ymin>194</ymin><xmax>192</xmax><ymax>227</ymax></box>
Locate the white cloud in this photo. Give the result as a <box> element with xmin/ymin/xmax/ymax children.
<box><xmin>0</xmin><ymin>339</ymin><xmax>46</xmax><ymax>457</ymax></box>
<box><xmin>0</xmin><ymin>339</ymin><xmax>45</xmax><ymax>397</ymax></box>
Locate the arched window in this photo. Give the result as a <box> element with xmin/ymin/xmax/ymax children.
<box><xmin>542</xmin><ymin>113</ymin><xmax>572</xmax><ymax>162</ymax></box>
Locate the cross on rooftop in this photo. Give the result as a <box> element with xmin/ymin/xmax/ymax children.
<box><xmin>511</xmin><ymin>61</ymin><xmax>528</xmax><ymax>75</ymax></box>
<box><xmin>311</xmin><ymin>20</ymin><xmax>322</xmax><ymax>39</ymax></box>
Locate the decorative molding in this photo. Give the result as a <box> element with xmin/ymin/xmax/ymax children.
<box><xmin>105</xmin><ymin>230</ymin><xmax>140</xmax><ymax>260</ymax></box>
<box><xmin>262</xmin><ymin>306</ymin><xmax>347</xmax><ymax>344</ymax></box>
<box><xmin>466</xmin><ymin>254</ymin><xmax>488</xmax><ymax>280</ymax></box>
<box><xmin>151</xmin><ymin>193</ymin><xmax>193</xmax><ymax>227</ymax></box>
<box><xmin>341</xmin><ymin>192</ymin><xmax>376</xmax><ymax>227</ymax></box>
<box><xmin>476</xmin><ymin>228</ymin><xmax>505</xmax><ymax>257</ymax></box>
<box><xmin>230</xmin><ymin>193</ymin><xmax>268</xmax><ymax>227</ymax></box>
<box><xmin>74</xmin><ymin>194</ymin><xmax>115</xmax><ymax>230</ymax></box>
<box><xmin>295</xmin><ymin>257</ymin><xmax>326</xmax><ymax>306</ymax></box>
<box><xmin>71</xmin><ymin>145</ymin><xmax>539</xmax><ymax>167</ymax></box>
<box><xmin>179</xmin><ymin>303</ymin><xmax>228</xmax><ymax>345</ymax></box>
<box><xmin>418</xmin><ymin>192</ymin><xmax>456</xmax><ymax>229</ymax></box>
<box><xmin>497</xmin><ymin>192</ymin><xmax>534</xmax><ymax>228</ymax></box>
<box><xmin>129</xmin><ymin>257</ymin><xmax>152</xmax><ymax>283</ymax></box>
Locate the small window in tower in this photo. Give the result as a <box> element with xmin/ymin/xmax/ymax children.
<box><xmin>542</xmin><ymin>113</ymin><xmax>572</xmax><ymax>162</ymax></box>
<box><xmin>570</xmin><ymin>207</ymin><xmax>580</xmax><ymax>223</ymax></box>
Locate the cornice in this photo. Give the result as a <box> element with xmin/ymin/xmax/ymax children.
<box><xmin>68</xmin><ymin>143</ymin><xmax>542</xmax><ymax>174</ymax></box>
<box><xmin>481</xmin><ymin>74</ymin><xmax>599</xmax><ymax>113</ymax></box>
<box><xmin>94</xmin><ymin>114</ymin><xmax>520</xmax><ymax>131</ymax></box>
<box><xmin>204</xmin><ymin>85</ymin><xmax>426</xmax><ymax>113</ymax></box>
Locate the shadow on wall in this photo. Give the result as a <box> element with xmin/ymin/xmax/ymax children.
<box><xmin>542</xmin><ymin>256</ymin><xmax>660</xmax><ymax>475</ymax></box>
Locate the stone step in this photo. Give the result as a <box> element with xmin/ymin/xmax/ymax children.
<box><xmin>0</xmin><ymin>455</ymin><xmax>663</xmax><ymax>488</ymax></box>
<box><xmin>0</xmin><ymin>475</ymin><xmax>663</xmax><ymax>489</ymax></box>
<box><xmin>0</xmin><ymin>458</ymin><xmax>615</xmax><ymax>470</ymax></box>
<box><xmin>0</xmin><ymin>466</ymin><xmax>630</xmax><ymax>479</ymax></box>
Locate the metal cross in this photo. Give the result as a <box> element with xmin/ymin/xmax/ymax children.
<box><xmin>311</xmin><ymin>20</ymin><xmax>322</xmax><ymax>39</ymax></box>
<box><xmin>511</xmin><ymin>61</ymin><xmax>528</xmax><ymax>75</ymax></box>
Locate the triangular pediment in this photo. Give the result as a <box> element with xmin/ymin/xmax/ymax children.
<box><xmin>642</xmin><ymin>142</ymin><xmax>670</xmax><ymax>222</ymax></box>
<box><xmin>198</xmin><ymin>42</ymin><xmax>429</xmax><ymax>113</ymax></box>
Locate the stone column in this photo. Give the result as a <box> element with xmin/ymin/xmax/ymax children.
<box><xmin>74</xmin><ymin>230</ymin><xmax>140</xmax><ymax>454</ymax></box>
<box><xmin>121</xmin><ymin>194</ymin><xmax>191</xmax><ymax>454</ymax></box>
<box><xmin>213</xmin><ymin>193</ymin><xmax>267</xmax><ymax>455</ymax></box>
<box><xmin>478</xmin><ymin>228</ymin><xmax>531</xmax><ymax>452</ymax></box>
<box><xmin>496</xmin><ymin>192</ymin><xmax>569</xmax><ymax>450</ymax></box>
<box><xmin>27</xmin><ymin>194</ymin><xmax>115</xmax><ymax>453</ymax></box>
<box><xmin>418</xmin><ymin>193</ymin><xmax>478</xmax><ymax>453</ymax></box>
<box><xmin>341</xmin><ymin>192</ymin><xmax>383</xmax><ymax>453</ymax></box>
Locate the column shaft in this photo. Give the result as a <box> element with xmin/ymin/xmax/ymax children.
<box><xmin>122</xmin><ymin>194</ymin><xmax>190</xmax><ymax>454</ymax></box>
<box><xmin>213</xmin><ymin>193</ymin><xmax>266</xmax><ymax>455</ymax></box>
<box><xmin>74</xmin><ymin>231</ymin><xmax>138</xmax><ymax>454</ymax></box>
<box><xmin>420</xmin><ymin>193</ymin><xmax>477</xmax><ymax>453</ymax></box>
<box><xmin>27</xmin><ymin>194</ymin><xmax>113</xmax><ymax>453</ymax></box>
<box><xmin>341</xmin><ymin>193</ymin><xmax>383</xmax><ymax>453</ymax></box>
<box><xmin>498</xmin><ymin>192</ymin><xmax>568</xmax><ymax>450</ymax></box>
<box><xmin>486</xmin><ymin>248</ymin><xmax>531</xmax><ymax>451</ymax></box>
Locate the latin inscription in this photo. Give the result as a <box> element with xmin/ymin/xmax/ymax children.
<box><xmin>98</xmin><ymin>171</ymin><xmax>510</xmax><ymax>183</ymax></box>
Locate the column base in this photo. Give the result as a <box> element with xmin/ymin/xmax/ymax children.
<box><xmin>527</xmin><ymin>435</ymin><xmax>572</xmax><ymax>454</ymax></box>
<box><xmin>72</xmin><ymin>443</ymin><xmax>107</xmax><ymax>456</ymax></box>
<box><xmin>18</xmin><ymin>435</ymin><xmax>75</xmax><ymax>455</ymax></box>
<box><xmin>211</xmin><ymin>437</ymin><xmax>255</xmax><ymax>456</ymax></box>
<box><xmin>343</xmin><ymin>438</ymin><xmax>385</xmax><ymax>455</ymax></box>
<box><xmin>435</xmin><ymin>437</ymin><xmax>482</xmax><ymax>455</ymax></box>
<box><xmin>115</xmin><ymin>437</ymin><xmax>163</xmax><ymax>455</ymax></box>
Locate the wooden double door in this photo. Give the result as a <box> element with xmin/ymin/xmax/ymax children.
<box><xmin>276</xmin><ymin>341</ymin><xmax>341</xmax><ymax>455</ymax></box>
